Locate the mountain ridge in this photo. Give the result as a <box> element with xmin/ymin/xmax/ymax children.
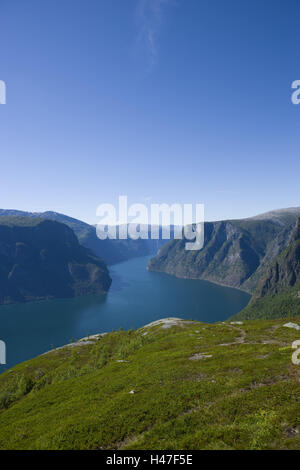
<box><xmin>0</xmin><ymin>209</ymin><xmax>165</xmax><ymax>265</ymax></box>
<box><xmin>233</xmin><ymin>218</ymin><xmax>300</xmax><ymax>321</ymax></box>
<box><xmin>148</xmin><ymin>207</ymin><xmax>300</xmax><ymax>294</ymax></box>
<box><xmin>0</xmin><ymin>216</ymin><xmax>111</xmax><ymax>304</ymax></box>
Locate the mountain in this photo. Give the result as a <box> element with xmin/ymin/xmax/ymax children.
<box><xmin>0</xmin><ymin>216</ymin><xmax>111</xmax><ymax>304</ymax></box>
<box><xmin>0</xmin><ymin>210</ymin><xmax>164</xmax><ymax>265</ymax></box>
<box><xmin>148</xmin><ymin>207</ymin><xmax>300</xmax><ymax>294</ymax></box>
<box><xmin>253</xmin><ymin>218</ymin><xmax>300</xmax><ymax>300</ymax></box>
<box><xmin>248</xmin><ymin>207</ymin><xmax>300</xmax><ymax>225</ymax></box>
<box><xmin>233</xmin><ymin>218</ymin><xmax>300</xmax><ymax>320</ymax></box>
<box><xmin>1</xmin><ymin>316</ymin><xmax>300</xmax><ymax>450</ymax></box>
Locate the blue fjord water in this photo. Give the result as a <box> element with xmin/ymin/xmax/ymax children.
<box><xmin>0</xmin><ymin>255</ymin><xmax>250</xmax><ymax>370</ymax></box>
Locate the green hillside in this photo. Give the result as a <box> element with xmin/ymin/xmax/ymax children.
<box><xmin>1</xmin><ymin>317</ymin><xmax>300</xmax><ymax>450</ymax></box>
<box><xmin>233</xmin><ymin>219</ymin><xmax>300</xmax><ymax>321</ymax></box>
<box><xmin>232</xmin><ymin>282</ymin><xmax>300</xmax><ymax>321</ymax></box>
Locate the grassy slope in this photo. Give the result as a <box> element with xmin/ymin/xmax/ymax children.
<box><xmin>233</xmin><ymin>282</ymin><xmax>300</xmax><ymax>321</ymax></box>
<box><xmin>233</xmin><ymin>233</ymin><xmax>300</xmax><ymax>321</ymax></box>
<box><xmin>1</xmin><ymin>318</ymin><xmax>300</xmax><ymax>450</ymax></box>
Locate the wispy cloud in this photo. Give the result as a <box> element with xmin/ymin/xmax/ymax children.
<box><xmin>135</xmin><ymin>0</ymin><xmax>174</xmax><ymax>70</ymax></box>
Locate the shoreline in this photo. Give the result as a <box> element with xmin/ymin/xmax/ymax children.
<box><xmin>147</xmin><ymin>266</ymin><xmax>252</xmax><ymax>296</ymax></box>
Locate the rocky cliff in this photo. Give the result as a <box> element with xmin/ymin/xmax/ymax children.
<box><xmin>0</xmin><ymin>210</ymin><xmax>164</xmax><ymax>265</ymax></box>
<box><xmin>233</xmin><ymin>218</ymin><xmax>300</xmax><ymax>320</ymax></box>
<box><xmin>0</xmin><ymin>216</ymin><xmax>111</xmax><ymax>304</ymax></box>
<box><xmin>252</xmin><ymin>218</ymin><xmax>300</xmax><ymax>300</ymax></box>
<box><xmin>148</xmin><ymin>207</ymin><xmax>300</xmax><ymax>294</ymax></box>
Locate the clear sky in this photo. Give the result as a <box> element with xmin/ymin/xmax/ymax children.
<box><xmin>0</xmin><ymin>0</ymin><xmax>299</xmax><ymax>224</ymax></box>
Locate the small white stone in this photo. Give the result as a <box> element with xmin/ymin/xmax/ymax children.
<box><xmin>283</xmin><ymin>322</ymin><xmax>300</xmax><ymax>331</ymax></box>
<box><xmin>189</xmin><ymin>353</ymin><xmax>213</xmax><ymax>361</ymax></box>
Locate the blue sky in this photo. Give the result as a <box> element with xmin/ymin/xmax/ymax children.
<box><xmin>0</xmin><ymin>0</ymin><xmax>299</xmax><ymax>224</ymax></box>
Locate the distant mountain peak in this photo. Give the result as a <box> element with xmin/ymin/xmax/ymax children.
<box><xmin>248</xmin><ymin>206</ymin><xmax>300</xmax><ymax>225</ymax></box>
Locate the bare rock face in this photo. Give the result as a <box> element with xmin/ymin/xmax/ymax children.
<box><xmin>293</xmin><ymin>217</ymin><xmax>300</xmax><ymax>242</ymax></box>
<box><xmin>232</xmin><ymin>218</ymin><xmax>300</xmax><ymax>321</ymax></box>
<box><xmin>251</xmin><ymin>217</ymin><xmax>300</xmax><ymax>301</ymax></box>
<box><xmin>0</xmin><ymin>216</ymin><xmax>111</xmax><ymax>304</ymax></box>
<box><xmin>148</xmin><ymin>209</ymin><xmax>300</xmax><ymax>294</ymax></box>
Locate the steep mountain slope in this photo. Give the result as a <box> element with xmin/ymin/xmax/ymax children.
<box><xmin>233</xmin><ymin>218</ymin><xmax>300</xmax><ymax>320</ymax></box>
<box><xmin>1</xmin><ymin>317</ymin><xmax>300</xmax><ymax>450</ymax></box>
<box><xmin>0</xmin><ymin>216</ymin><xmax>111</xmax><ymax>304</ymax></box>
<box><xmin>148</xmin><ymin>207</ymin><xmax>300</xmax><ymax>294</ymax></box>
<box><xmin>0</xmin><ymin>210</ymin><xmax>163</xmax><ymax>265</ymax></box>
<box><xmin>253</xmin><ymin>218</ymin><xmax>300</xmax><ymax>300</ymax></box>
<box><xmin>232</xmin><ymin>282</ymin><xmax>300</xmax><ymax>321</ymax></box>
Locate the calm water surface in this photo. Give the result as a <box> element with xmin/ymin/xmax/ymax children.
<box><xmin>0</xmin><ymin>256</ymin><xmax>250</xmax><ymax>370</ymax></box>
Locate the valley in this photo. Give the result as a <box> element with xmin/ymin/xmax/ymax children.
<box><xmin>0</xmin><ymin>255</ymin><xmax>249</xmax><ymax>370</ymax></box>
